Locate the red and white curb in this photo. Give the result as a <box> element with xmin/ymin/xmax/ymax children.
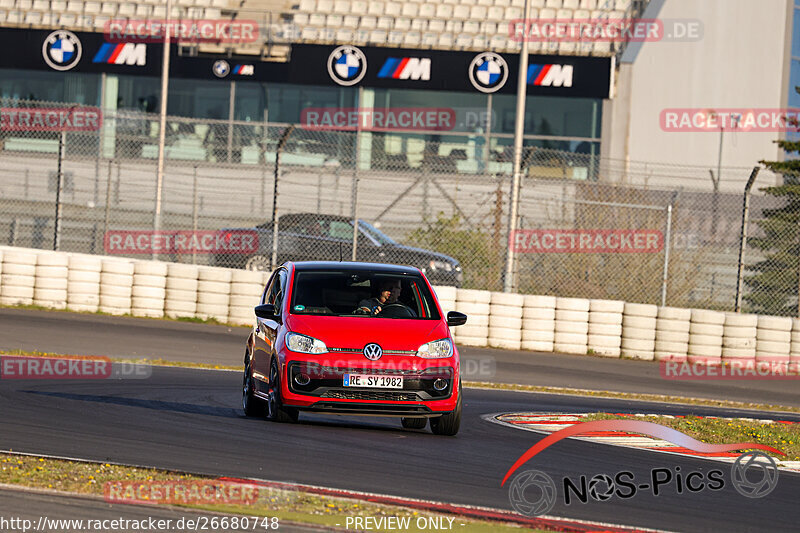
<box><xmin>488</xmin><ymin>412</ymin><xmax>800</xmax><ymax>473</ymax></box>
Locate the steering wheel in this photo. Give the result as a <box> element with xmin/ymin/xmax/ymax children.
<box><xmin>378</xmin><ymin>303</ymin><xmax>416</xmax><ymax>318</ymax></box>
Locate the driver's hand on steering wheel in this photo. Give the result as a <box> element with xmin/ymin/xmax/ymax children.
<box><xmin>371</xmin><ymin>305</ymin><xmax>382</xmax><ymax>315</ymax></box>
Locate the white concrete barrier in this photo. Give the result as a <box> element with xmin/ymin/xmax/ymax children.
<box><xmin>521</xmin><ymin>294</ymin><xmax>556</xmax><ymax>352</ymax></box>
<box><xmin>228</xmin><ymin>269</ymin><xmax>264</xmax><ymax>326</ymax></box>
<box><xmin>654</xmin><ymin>307</ymin><xmax>691</xmax><ymax>361</ymax></box>
<box><xmin>99</xmin><ymin>259</ymin><xmax>134</xmax><ymax>315</ymax></box>
<box><xmin>621</xmin><ymin>303</ymin><xmax>657</xmax><ymax>360</ymax></box>
<box><xmin>33</xmin><ymin>252</ymin><xmax>68</xmax><ymax>309</ymax></box>
<box><xmin>131</xmin><ymin>261</ymin><xmax>167</xmax><ymax>318</ymax></box>
<box><xmin>196</xmin><ymin>267</ymin><xmax>232</xmax><ymax>323</ymax></box>
<box><xmin>487</xmin><ymin>292</ymin><xmax>523</xmax><ymax>350</ymax></box>
<box><xmin>165</xmin><ymin>263</ymin><xmax>199</xmax><ymax>319</ymax></box>
<box><xmin>588</xmin><ymin>299</ymin><xmax>623</xmax><ymax>357</ymax></box>
<box><xmin>687</xmin><ymin>309</ymin><xmax>725</xmax><ymax>364</ymax></box>
<box><xmin>792</xmin><ymin>319</ymin><xmax>800</xmax><ymax>362</ymax></box>
<box><xmin>756</xmin><ymin>315</ymin><xmax>792</xmax><ymax>363</ymax></box>
<box><xmin>67</xmin><ymin>254</ymin><xmax>102</xmax><ymax>312</ymax></box>
<box><xmin>0</xmin><ymin>250</ymin><xmax>37</xmax><ymax>306</ymax></box>
<box><xmin>554</xmin><ymin>297</ymin><xmax>589</xmax><ymax>355</ymax></box>
<box><xmin>722</xmin><ymin>312</ymin><xmax>758</xmax><ymax>360</ymax></box>
<box><xmin>454</xmin><ymin>289</ymin><xmax>490</xmax><ymax>347</ymax></box>
<box><xmin>5</xmin><ymin>247</ymin><xmax>800</xmax><ymax>366</ymax></box>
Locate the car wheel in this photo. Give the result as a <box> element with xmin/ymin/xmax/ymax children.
<box><xmin>244</xmin><ymin>255</ymin><xmax>271</xmax><ymax>271</ymax></box>
<box><xmin>266</xmin><ymin>359</ymin><xmax>299</xmax><ymax>423</ymax></box>
<box><xmin>430</xmin><ymin>381</ymin><xmax>461</xmax><ymax>436</ymax></box>
<box><xmin>401</xmin><ymin>417</ymin><xmax>427</xmax><ymax>430</ymax></box>
<box><xmin>242</xmin><ymin>357</ymin><xmax>265</xmax><ymax>417</ymax></box>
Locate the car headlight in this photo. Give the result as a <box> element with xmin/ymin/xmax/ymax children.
<box><xmin>429</xmin><ymin>260</ymin><xmax>453</xmax><ymax>272</ymax></box>
<box><xmin>285</xmin><ymin>332</ymin><xmax>328</xmax><ymax>354</ymax></box>
<box><xmin>416</xmin><ymin>338</ymin><xmax>453</xmax><ymax>359</ymax></box>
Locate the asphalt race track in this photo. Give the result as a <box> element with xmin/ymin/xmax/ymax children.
<box><xmin>1</xmin><ymin>307</ymin><xmax>799</xmax><ymax>407</ymax></box>
<box><xmin>1</xmin><ymin>364</ymin><xmax>799</xmax><ymax>532</ymax></box>
<box><xmin>1</xmin><ymin>308</ymin><xmax>800</xmax><ymax>531</ymax></box>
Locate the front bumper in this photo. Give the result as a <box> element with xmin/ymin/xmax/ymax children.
<box><xmin>280</xmin><ymin>357</ymin><xmax>459</xmax><ymax>414</ymax></box>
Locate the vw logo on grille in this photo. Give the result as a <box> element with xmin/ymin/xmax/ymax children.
<box><xmin>363</xmin><ymin>343</ymin><xmax>383</xmax><ymax>361</ymax></box>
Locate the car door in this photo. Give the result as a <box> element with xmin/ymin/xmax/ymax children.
<box><xmin>253</xmin><ymin>268</ymin><xmax>286</xmax><ymax>391</ymax></box>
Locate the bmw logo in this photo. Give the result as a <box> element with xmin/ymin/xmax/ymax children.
<box><xmin>212</xmin><ymin>59</ymin><xmax>230</xmax><ymax>78</ymax></box>
<box><xmin>363</xmin><ymin>343</ymin><xmax>382</xmax><ymax>361</ymax></box>
<box><xmin>42</xmin><ymin>30</ymin><xmax>82</xmax><ymax>71</ymax></box>
<box><xmin>327</xmin><ymin>45</ymin><xmax>367</xmax><ymax>87</ymax></box>
<box><xmin>469</xmin><ymin>52</ymin><xmax>508</xmax><ymax>94</ymax></box>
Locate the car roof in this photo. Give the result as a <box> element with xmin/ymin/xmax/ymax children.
<box><xmin>289</xmin><ymin>261</ymin><xmax>421</xmax><ymax>275</ymax></box>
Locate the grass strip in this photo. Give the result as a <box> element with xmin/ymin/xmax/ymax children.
<box><xmin>0</xmin><ymin>453</ymin><xmax>542</xmax><ymax>532</ymax></box>
<box><xmin>580</xmin><ymin>413</ymin><xmax>800</xmax><ymax>461</ymax></box>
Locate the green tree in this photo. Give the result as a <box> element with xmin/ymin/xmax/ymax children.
<box><xmin>744</xmin><ymin>107</ymin><xmax>800</xmax><ymax>315</ymax></box>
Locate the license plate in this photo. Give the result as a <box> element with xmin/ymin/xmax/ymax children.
<box><xmin>343</xmin><ymin>374</ymin><xmax>403</xmax><ymax>389</ymax></box>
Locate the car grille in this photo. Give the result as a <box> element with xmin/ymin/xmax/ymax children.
<box><xmin>303</xmin><ymin>366</ymin><xmax>420</xmax><ymax>376</ymax></box>
<box><xmin>322</xmin><ymin>390</ymin><xmax>420</xmax><ymax>401</ymax></box>
<box><xmin>328</xmin><ymin>347</ymin><xmax>416</xmax><ymax>356</ymax></box>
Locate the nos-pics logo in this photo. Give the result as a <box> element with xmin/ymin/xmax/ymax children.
<box><xmin>43</xmin><ymin>30</ymin><xmax>82</xmax><ymax>71</ymax></box>
<box><xmin>328</xmin><ymin>45</ymin><xmax>367</xmax><ymax>87</ymax></box>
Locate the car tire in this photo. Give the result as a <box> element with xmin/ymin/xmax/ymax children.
<box><xmin>401</xmin><ymin>417</ymin><xmax>427</xmax><ymax>430</ymax></box>
<box><xmin>242</xmin><ymin>356</ymin><xmax>265</xmax><ymax>417</ymax></box>
<box><xmin>430</xmin><ymin>381</ymin><xmax>461</xmax><ymax>436</ymax></box>
<box><xmin>266</xmin><ymin>360</ymin><xmax>299</xmax><ymax>423</ymax></box>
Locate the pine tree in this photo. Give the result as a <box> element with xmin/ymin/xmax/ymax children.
<box><xmin>744</xmin><ymin>106</ymin><xmax>800</xmax><ymax>316</ymax></box>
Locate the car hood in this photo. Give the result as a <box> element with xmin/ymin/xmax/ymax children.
<box><xmin>285</xmin><ymin>314</ymin><xmax>450</xmax><ymax>352</ymax></box>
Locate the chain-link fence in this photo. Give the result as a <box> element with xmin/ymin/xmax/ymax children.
<box><xmin>0</xmin><ymin>97</ymin><xmax>796</xmax><ymax>314</ymax></box>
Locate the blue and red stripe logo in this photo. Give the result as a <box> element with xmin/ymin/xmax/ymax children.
<box><xmin>92</xmin><ymin>43</ymin><xmax>146</xmax><ymax>65</ymax></box>
<box><xmin>527</xmin><ymin>64</ymin><xmax>573</xmax><ymax>87</ymax></box>
<box><xmin>377</xmin><ymin>57</ymin><xmax>431</xmax><ymax>81</ymax></box>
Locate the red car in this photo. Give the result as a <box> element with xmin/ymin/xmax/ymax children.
<box><xmin>242</xmin><ymin>261</ymin><xmax>467</xmax><ymax>435</ymax></box>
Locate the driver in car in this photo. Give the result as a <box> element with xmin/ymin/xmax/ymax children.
<box><xmin>356</xmin><ymin>279</ymin><xmax>415</xmax><ymax>316</ymax></box>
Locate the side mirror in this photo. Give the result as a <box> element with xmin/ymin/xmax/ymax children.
<box><xmin>446</xmin><ymin>311</ymin><xmax>467</xmax><ymax>327</ymax></box>
<box><xmin>254</xmin><ymin>303</ymin><xmax>279</xmax><ymax>321</ymax></box>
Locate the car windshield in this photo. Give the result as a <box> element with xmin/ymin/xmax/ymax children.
<box><xmin>290</xmin><ymin>270</ymin><xmax>440</xmax><ymax>319</ymax></box>
<box><xmin>356</xmin><ymin>221</ymin><xmax>396</xmax><ymax>246</ymax></box>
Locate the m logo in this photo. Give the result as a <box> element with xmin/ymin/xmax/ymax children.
<box><xmin>363</xmin><ymin>343</ymin><xmax>383</xmax><ymax>361</ymax></box>
<box><xmin>527</xmin><ymin>64</ymin><xmax>573</xmax><ymax>87</ymax></box>
<box><xmin>378</xmin><ymin>58</ymin><xmax>431</xmax><ymax>81</ymax></box>
<box><xmin>93</xmin><ymin>43</ymin><xmax>146</xmax><ymax>66</ymax></box>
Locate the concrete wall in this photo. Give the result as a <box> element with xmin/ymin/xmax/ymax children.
<box><xmin>604</xmin><ymin>0</ymin><xmax>793</xmax><ymax>192</ymax></box>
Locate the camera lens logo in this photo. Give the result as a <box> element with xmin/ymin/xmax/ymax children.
<box><xmin>587</xmin><ymin>474</ymin><xmax>615</xmax><ymax>501</ymax></box>
<box><xmin>328</xmin><ymin>45</ymin><xmax>367</xmax><ymax>87</ymax></box>
<box><xmin>508</xmin><ymin>470</ymin><xmax>556</xmax><ymax>517</ymax></box>
<box><xmin>731</xmin><ymin>451</ymin><xmax>779</xmax><ymax>499</ymax></box>
<box><xmin>468</xmin><ymin>52</ymin><xmax>508</xmax><ymax>94</ymax></box>
<box><xmin>213</xmin><ymin>60</ymin><xmax>231</xmax><ymax>78</ymax></box>
<box><xmin>42</xmin><ymin>30</ymin><xmax>82</xmax><ymax>71</ymax></box>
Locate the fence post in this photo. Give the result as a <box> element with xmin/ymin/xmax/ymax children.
<box><xmin>503</xmin><ymin>0</ymin><xmax>532</xmax><ymax>293</ymax></box>
<box><xmin>352</xmin><ymin>86</ymin><xmax>364</xmax><ymax>262</ymax></box>
<box><xmin>192</xmin><ymin>165</ymin><xmax>199</xmax><ymax>265</ymax></box>
<box><xmin>271</xmin><ymin>125</ymin><xmax>294</xmax><ymax>270</ymax></box>
<box><xmin>103</xmin><ymin>160</ymin><xmax>112</xmax><ymax>247</ymax></box>
<box><xmin>734</xmin><ymin>167</ymin><xmax>761</xmax><ymax>312</ymax></box>
<box><xmin>53</xmin><ymin>129</ymin><xmax>66</xmax><ymax>251</ymax></box>
<box><xmin>660</xmin><ymin>197</ymin><xmax>675</xmax><ymax>307</ymax></box>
